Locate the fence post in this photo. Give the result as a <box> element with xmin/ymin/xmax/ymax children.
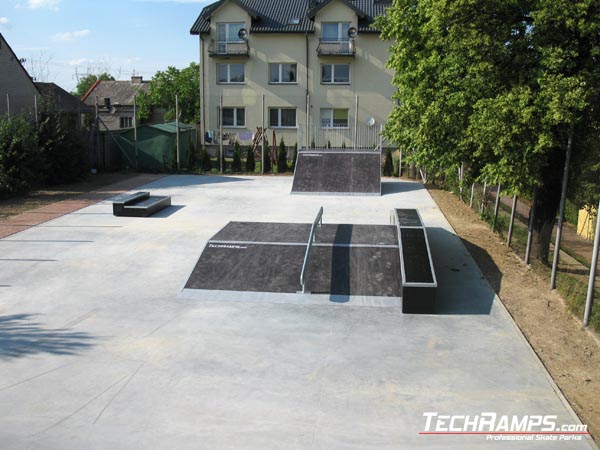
<box><xmin>551</xmin><ymin>129</ymin><xmax>573</xmax><ymax>290</ymax></box>
<box><xmin>261</xmin><ymin>94</ymin><xmax>265</xmax><ymax>174</ymax></box>
<box><xmin>34</xmin><ymin>94</ymin><xmax>39</xmax><ymax>129</ymax></box>
<box><xmin>219</xmin><ymin>94</ymin><xmax>223</xmax><ymax>174</ymax></box>
<box><xmin>398</xmin><ymin>148</ymin><xmax>403</xmax><ymax>177</ymax></box>
<box><xmin>133</xmin><ymin>95</ymin><xmax>138</xmax><ymax>170</ymax></box>
<box><xmin>507</xmin><ymin>195</ymin><xmax>518</xmax><ymax>246</ymax></box>
<box><xmin>584</xmin><ymin>200</ymin><xmax>600</xmax><ymax>327</ymax></box>
<box><xmin>469</xmin><ymin>183</ymin><xmax>475</xmax><ymax>208</ymax></box>
<box><xmin>306</xmin><ymin>93</ymin><xmax>310</xmax><ymax>149</ymax></box>
<box><xmin>480</xmin><ymin>181</ymin><xmax>487</xmax><ymax>214</ymax></box>
<box><xmin>492</xmin><ymin>183</ymin><xmax>501</xmax><ymax>232</ymax></box>
<box><xmin>525</xmin><ymin>190</ymin><xmax>536</xmax><ymax>264</ymax></box>
<box><xmin>175</xmin><ymin>94</ymin><xmax>180</xmax><ymax>170</ymax></box>
<box><xmin>354</xmin><ymin>95</ymin><xmax>358</xmax><ymax>150</ymax></box>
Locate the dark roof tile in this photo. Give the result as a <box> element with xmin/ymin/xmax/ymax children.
<box><xmin>190</xmin><ymin>0</ymin><xmax>390</xmax><ymax>35</ymax></box>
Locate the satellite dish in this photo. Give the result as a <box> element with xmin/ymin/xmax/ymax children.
<box><xmin>366</xmin><ymin>117</ymin><xmax>376</xmax><ymax>127</ymax></box>
<box><xmin>238</xmin><ymin>28</ymin><xmax>248</xmax><ymax>40</ymax></box>
<box><xmin>348</xmin><ymin>27</ymin><xmax>358</xmax><ymax>39</ymax></box>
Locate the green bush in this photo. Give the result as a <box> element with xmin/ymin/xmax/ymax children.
<box><xmin>382</xmin><ymin>148</ymin><xmax>393</xmax><ymax>176</ymax></box>
<box><xmin>220</xmin><ymin>148</ymin><xmax>226</xmax><ymax>172</ymax></box>
<box><xmin>245</xmin><ymin>146</ymin><xmax>255</xmax><ymax>173</ymax></box>
<box><xmin>291</xmin><ymin>142</ymin><xmax>298</xmax><ymax>170</ymax></box>
<box><xmin>0</xmin><ymin>115</ymin><xmax>41</xmax><ymax>198</ymax></box>
<box><xmin>201</xmin><ymin>147</ymin><xmax>212</xmax><ymax>172</ymax></box>
<box><xmin>277</xmin><ymin>138</ymin><xmax>288</xmax><ymax>173</ymax></box>
<box><xmin>231</xmin><ymin>140</ymin><xmax>242</xmax><ymax>172</ymax></box>
<box><xmin>263</xmin><ymin>146</ymin><xmax>272</xmax><ymax>173</ymax></box>
<box><xmin>38</xmin><ymin>111</ymin><xmax>87</xmax><ymax>185</ymax></box>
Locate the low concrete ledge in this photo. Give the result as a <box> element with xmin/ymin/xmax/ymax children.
<box><xmin>392</xmin><ymin>208</ymin><xmax>438</xmax><ymax>314</ymax></box>
<box><xmin>113</xmin><ymin>192</ymin><xmax>172</xmax><ymax>217</ymax></box>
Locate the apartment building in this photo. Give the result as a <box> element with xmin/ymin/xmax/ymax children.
<box><xmin>191</xmin><ymin>0</ymin><xmax>395</xmax><ymax>148</ymax></box>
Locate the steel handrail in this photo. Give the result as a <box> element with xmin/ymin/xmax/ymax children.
<box><xmin>300</xmin><ymin>206</ymin><xmax>323</xmax><ymax>293</ymax></box>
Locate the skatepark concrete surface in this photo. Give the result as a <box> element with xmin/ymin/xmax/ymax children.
<box><xmin>0</xmin><ymin>175</ymin><xmax>596</xmax><ymax>450</ymax></box>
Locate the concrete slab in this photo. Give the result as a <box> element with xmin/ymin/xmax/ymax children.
<box><xmin>0</xmin><ymin>175</ymin><xmax>595</xmax><ymax>449</ymax></box>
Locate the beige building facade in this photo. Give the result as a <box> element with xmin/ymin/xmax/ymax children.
<box><xmin>191</xmin><ymin>0</ymin><xmax>395</xmax><ymax>149</ymax></box>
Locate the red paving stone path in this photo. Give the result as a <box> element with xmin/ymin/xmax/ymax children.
<box><xmin>0</xmin><ymin>174</ymin><xmax>165</xmax><ymax>239</ymax></box>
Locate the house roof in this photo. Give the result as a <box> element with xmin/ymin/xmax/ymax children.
<box><xmin>190</xmin><ymin>0</ymin><xmax>391</xmax><ymax>35</ymax></box>
<box><xmin>147</xmin><ymin>121</ymin><xmax>195</xmax><ymax>134</ymax></box>
<box><xmin>82</xmin><ymin>79</ymin><xmax>149</xmax><ymax>106</ymax></box>
<box><xmin>36</xmin><ymin>82</ymin><xmax>93</xmax><ymax>113</ymax></box>
<box><xmin>0</xmin><ymin>32</ymin><xmax>41</xmax><ymax>95</ymax></box>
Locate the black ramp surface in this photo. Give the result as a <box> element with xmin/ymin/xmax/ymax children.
<box><xmin>291</xmin><ymin>151</ymin><xmax>381</xmax><ymax>195</ymax></box>
<box><xmin>400</xmin><ymin>228</ymin><xmax>434</xmax><ymax>283</ymax></box>
<box><xmin>185</xmin><ymin>243</ymin><xmax>305</xmax><ymax>293</ymax></box>
<box><xmin>394</xmin><ymin>209</ymin><xmax>423</xmax><ymax>227</ymax></box>
<box><xmin>212</xmin><ymin>222</ymin><xmax>398</xmax><ymax>246</ymax></box>
<box><xmin>185</xmin><ymin>243</ymin><xmax>401</xmax><ymax>296</ymax></box>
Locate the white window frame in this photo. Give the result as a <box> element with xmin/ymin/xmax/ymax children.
<box><xmin>217</xmin><ymin>22</ymin><xmax>245</xmax><ymax>43</ymax></box>
<box><xmin>321</xmin><ymin>63</ymin><xmax>350</xmax><ymax>84</ymax></box>
<box><xmin>268</xmin><ymin>63</ymin><xmax>298</xmax><ymax>84</ymax></box>
<box><xmin>217</xmin><ymin>63</ymin><xmax>246</xmax><ymax>84</ymax></box>
<box><xmin>220</xmin><ymin>107</ymin><xmax>246</xmax><ymax>128</ymax></box>
<box><xmin>322</xmin><ymin>22</ymin><xmax>351</xmax><ymax>42</ymax></box>
<box><xmin>269</xmin><ymin>107</ymin><xmax>297</xmax><ymax>129</ymax></box>
<box><xmin>216</xmin><ymin>23</ymin><xmax>245</xmax><ymax>54</ymax></box>
<box><xmin>320</xmin><ymin>108</ymin><xmax>349</xmax><ymax>129</ymax></box>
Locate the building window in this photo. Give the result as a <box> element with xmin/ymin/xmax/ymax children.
<box><xmin>269</xmin><ymin>108</ymin><xmax>297</xmax><ymax>128</ymax></box>
<box><xmin>220</xmin><ymin>107</ymin><xmax>245</xmax><ymax>127</ymax></box>
<box><xmin>322</xmin><ymin>22</ymin><xmax>351</xmax><ymax>42</ymax></box>
<box><xmin>217</xmin><ymin>63</ymin><xmax>245</xmax><ymax>83</ymax></box>
<box><xmin>321</xmin><ymin>64</ymin><xmax>350</xmax><ymax>84</ymax></box>
<box><xmin>217</xmin><ymin>22</ymin><xmax>245</xmax><ymax>50</ymax></box>
<box><xmin>320</xmin><ymin>109</ymin><xmax>349</xmax><ymax>128</ymax></box>
<box><xmin>120</xmin><ymin>116</ymin><xmax>133</xmax><ymax>129</ymax></box>
<box><xmin>269</xmin><ymin>63</ymin><xmax>297</xmax><ymax>84</ymax></box>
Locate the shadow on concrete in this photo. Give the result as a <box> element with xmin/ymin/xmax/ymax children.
<box><xmin>142</xmin><ymin>174</ymin><xmax>250</xmax><ymax>189</ymax></box>
<box><xmin>0</xmin><ymin>314</ymin><xmax>96</xmax><ymax>359</ymax></box>
<box><xmin>426</xmin><ymin>227</ymin><xmax>497</xmax><ymax>315</ymax></box>
<box><xmin>381</xmin><ymin>181</ymin><xmax>424</xmax><ymax>196</ymax></box>
<box><xmin>329</xmin><ymin>224</ymin><xmax>352</xmax><ymax>300</ymax></box>
<box><xmin>148</xmin><ymin>205</ymin><xmax>186</xmax><ymax>219</ymax></box>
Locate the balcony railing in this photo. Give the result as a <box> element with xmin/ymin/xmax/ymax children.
<box><xmin>317</xmin><ymin>39</ymin><xmax>355</xmax><ymax>57</ymax></box>
<box><xmin>208</xmin><ymin>40</ymin><xmax>249</xmax><ymax>58</ymax></box>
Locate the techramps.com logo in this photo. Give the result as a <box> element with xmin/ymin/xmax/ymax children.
<box><xmin>420</xmin><ymin>412</ymin><xmax>589</xmax><ymax>442</ymax></box>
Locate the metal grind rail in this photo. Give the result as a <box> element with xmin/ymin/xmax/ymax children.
<box><xmin>300</xmin><ymin>206</ymin><xmax>324</xmax><ymax>294</ymax></box>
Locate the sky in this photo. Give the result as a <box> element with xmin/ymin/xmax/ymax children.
<box><xmin>0</xmin><ymin>0</ymin><xmax>213</xmax><ymax>92</ymax></box>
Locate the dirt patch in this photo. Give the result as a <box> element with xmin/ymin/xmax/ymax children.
<box><xmin>0</xmin><ymin>172</ymin><xmax>165</xmax><ymax>239</ymax></box>
<box><xmin>428</xmin><ymin>185</ymin><xmax>600</xmax><ymax>444</ymax></box>
<box><xmin>0</xmin><ymin>173</ymin><xmax>139</xmax><ymax>220</ymax></box>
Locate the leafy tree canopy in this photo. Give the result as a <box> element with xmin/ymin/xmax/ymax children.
<box><xmin>136</xmin><ymin>63</ymin><xmax>200</xmax><ymax>124</ymax></box>
<box><xmin>73</xmin><ymin>73</ymin><xmax>115</xmax><ymax>98</ymax></box>
<box><xmin>376</xmin><ymin>0</ymin><xmax>600</xmax><ymax>261</ymax></box>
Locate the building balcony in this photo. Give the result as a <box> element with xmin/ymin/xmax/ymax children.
<box><xmin>208</xmin><ymin>40</ymin><xmax>249</xmax><ymax>58</ymax></box>
<box><xmin>317</xmin><ymin>39</ymin><xmax>355</xmax><ymax>57</ymax></box>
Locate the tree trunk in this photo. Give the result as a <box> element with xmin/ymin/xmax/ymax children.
<box><xmin>530</xmin><ymin>147</ymin><xmax>566</xmax><ymax>264</ymax></box>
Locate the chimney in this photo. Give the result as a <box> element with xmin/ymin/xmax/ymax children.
<box><xmin>131</xmin><ymin>75</ymin><xmax>143</xmax><ymax>84</ymax></box>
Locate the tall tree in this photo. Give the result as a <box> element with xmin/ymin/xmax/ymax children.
<box><xmin>73</xmin><ymin>72</ymin><xmax>115</xmax><ymax>98</ymax></box>
<box><xmin>136</xmin><ymin>63</ymin><xmax>200</xmax><ymax>124</ymax></box>
<box><xmin>376</xmin><ymin>0</ymin><xmax>600</xmax><ymax>262</ymax></box>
